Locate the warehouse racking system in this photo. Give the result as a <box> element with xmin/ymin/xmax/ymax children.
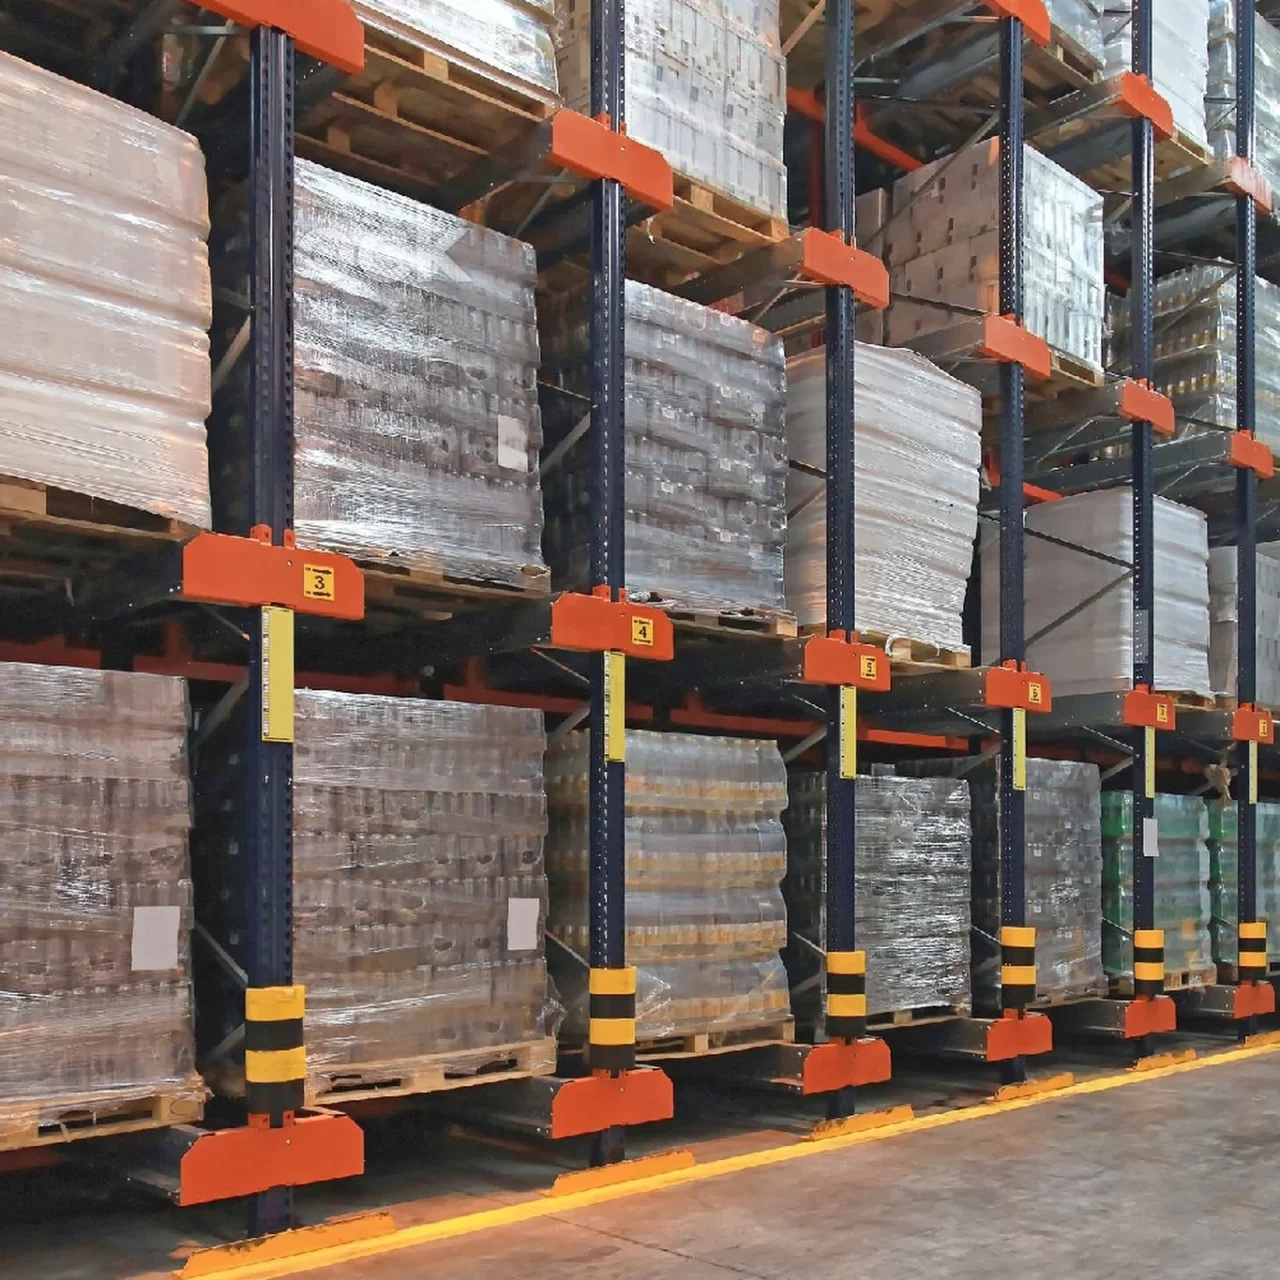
<box><xmin>1</xmin><ymin>0</ymin><xmax>1280</xmax><ymax>1255</ymax></box>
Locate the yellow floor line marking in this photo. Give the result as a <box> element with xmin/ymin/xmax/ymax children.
<box><xmin>989</xmin><ymin>1072</ymin><xmax>1075</xmax><ymax>1103</ymax></box>
<box><xmin>805</xmin><ymin>1105</ymin><xmax>915</xmax><ymax>1142</ymax></box>
<box><xmin>545</xmin><ymin>1149</ymin><xmax>696</xmax><ymax>1196</ymax></box>
<box><xmin>192</xmin><ymin>1039</ymin><xmax>1280</xmax><ymax>1280</ymax></box>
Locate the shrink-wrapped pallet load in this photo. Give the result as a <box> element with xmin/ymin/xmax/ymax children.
<box><xmin>1207</xmin><ymin>544</ymin><xmax>1280</xmax><ymax>708</ymax></box>
<box><xmin>1103</xmin><ymin>0</ymin><xmax>1211</xmax><ymax>150</ymax></box>
<box><xmin>353</xmin><ymin>0</ymin><xmax>559</xmax><ymax>104</ymax></box>
<box><xmin>1207</xmin><ymin>3</ymin><xmax>1280</xmax><ymax>194</ymax></box>
<box><xmin>884</xmin><ymin>140</ymin><xmax>1104</xmax><ymax>372</ymax></box>
<box><xmin>783</xmin><ymin>771</ymin><xmax>971</xmax><ymax>1029</ymax></box>
<box><xmin>1045</xmin><ymin>0</ymin><xmax>1105</xmax><ymax>65</ymax></box>
<box><xmin>1112</xmin><ymin>265</ymin><xmax>1280</xmax><ymax>453</ymax></box>
<box><xmin>907</xmin><ymin>758</ymin><xmax>1106</xmax><ymax>1011</ymax></box>
<box><xmin>540</xmin><ymin>280</ymin><xmax>788</xmax><ymax>618</ymax></box>
<box><xmin>212</xmin><ymin>159</ymin><xmax>546</xmax><ymax>589</ymax></box>
<box><xmin>1102</xmin><ymin>793</ymin><xmax>1215</xmax><ymax>985</ymax></box>
<box><xmin>785</xmin><ymin>345</ymin><xmax>981</xmax><ymax>653</ymax></box>
<box><xmin>981</xmin><ymin>488</ymin><xmax>1213</xmax><ymax>699</ymax></box>
<box><xmin>546</xmin><ymin>732</ymin><xmax>791</xmax><ymax>1043</ymax></box>
<box><xmin>195</xmin><ymin>695</ymin><xmax>555</xmax><ymax>1096</ymax></box>
<box><xmin>0</xmin><ymin>665</ymin><xmax>203</xmax><ymax>1135</ymax></box>
<box><xmin>0</xmin><ymin>51</ymin><xmax>212</xmax><ymax>527</ymax></box>
<box><xmin>554</xmin><ymin>0</ymin><xmax>786</xmax><ymax>218</ymax></box>
<box><xmin>1208</xmin><ymin>799</ymin><xmax>1280</xmax><ymax>975</ymax></box>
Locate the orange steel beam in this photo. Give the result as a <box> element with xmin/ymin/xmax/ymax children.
<box><xmin>787</xmin><ymin>89</ymin><xmax>924</xmax><ymax>172</ymax></box>
<box><xmin>199</xmin><ymin>0</ymin><xmax>365</xmax><ymax>72</ymax></box>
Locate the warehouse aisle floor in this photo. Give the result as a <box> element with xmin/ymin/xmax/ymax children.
<box><xmin>278</xmin><ymin>1049</ymin><xmax>1280</xmax><ymax>1280</ymax></box>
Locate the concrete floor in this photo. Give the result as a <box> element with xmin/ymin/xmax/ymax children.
<box><xmin>288</xmin><ymin>1052</ymin><xmax>1280</xmax><ymax>1280</ymax></box>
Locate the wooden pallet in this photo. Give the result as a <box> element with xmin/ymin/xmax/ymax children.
<box><xmin>638</xmin><ymin>593</ymin><xmax>799</xmax><ymax>640</ymax></box>
<box><xmin>633</xmin><ymin>1018</ymin><xmax>795</xmax><ymax>1061</ymax></box>
<box><xmin>358</xmin><ymin>553</ymin><xmax>551</xmax><ymax>623</ymax></box>
<box><xmin>798</xmin><ymin>624</ymin><xmax>971</xmax><ymax>673</ymax></box>
<box><xmin>0</xmin><ymin>1081</ymin><xmax>205</xmax><ymax>1153</ymax></box>
<box><xmin>1028</xmin><ymin>983</ymin><xmax>1110</xmax><ymax>1011</ymax></box>
<box><xmin>296</xmin><ymin>30</ymin><xmax>556</xmax><ymax>204</ymax></box>
<box><xmin>305</xmin><ymin>1037</ymin><xmax>557</xmax><ymax>1106</ymax></box>
<box><xmin>867</xmin><ymin>1004</ymin><xmax>966</xmax><ymax>1031</ymax></box>
<box><xmin>1170</xmin><ymin>690</ymin><xmax>1218</xmax><ymax>712</ymax></box>
<box><xmin>1110</xmin><ymin>966</ymin><xmax>1216</xmax><ymax>998</ymax></box>
<box><xmin>1216</xmin><ymin>960</ymin><xmax>1280</xmax><ymax>985</ymax></box>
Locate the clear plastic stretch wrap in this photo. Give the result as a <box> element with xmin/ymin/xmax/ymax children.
<box><xmin>1102</xmin><ymin>793</ymin><xmax>1214</xmax><ymax>980</ymax></box>
<box><xmin>784</xmin><ymin>346</ymin><xmax>981</xmax><ymax>651</ymax></box>
<box><xmin>205</xmin><ymin>694</ymin><xmax>555</xmax><ymax>1080</ymax></box>
<box><xmin>354</xmin><ymin>0</ymin><xmax>559</xmax><ymax>103</ymax></box>
<box><xmin>1208</xmin><ymin>800</ymin><xmax>1280</xmax><ymax>970</ymax></box>
<box><xmin>885</xmin><ymin>140</ymin><xmax>1104</xmax><ymax>370</ymax></box>
<box><xmin>546</xmin><ymin>731</ymin><xmax>791</xmax><ymax>1042</ymax></box>
<box><xmin>211</xmin><ymin>160</ymin><xmax>545</xmax><ymax>587</ymax></box>
<box><xmin>1208</xmin><ymin>4</ymin><xmax>1280</xmax><ymax>193</ymax></box>
<box><xmin>1207</xmin><ymin>545</ymin><xmax>1280</xmax><ymax>708</ymax></box>
<box><xmin>1111</xmin><ymin>265</ymin><xmax>1280</xmax><ymax>453</ymax></box>
<box><xmin>1045</xmin><ymin>0</ymin><xmax>1104</xmax><ymax>65</ymax></box>
<box><xmin>0</xmin><ymin>664</ymin><xmax>202</xmax><ymax>1121</ymax></box>
<box><xmin>783</xmin><ymin>771</ymin><xmax>971</xmax><ymax>1026</ymax></box>
<box><xmin>1103</xmin><ymin>1</ymin><xmax>1210</xmax><ymax>150</ymax></box>
<box><xmin>554</xmin><ymin>0</ymin><xmax>787</xmax><ymax>217</ymax></box>
<box><xmin>0</xmin><ymin>52</ymin><xmax>212</xmax><ymax>527</ymax></box>
<box><xmin>981</xmin><ymin>488</ymin><xmax>1213</xmax><ymax>698</ymax></box>
<box><xmin>540</xmin><ymin>280</ymin><xmax>787</xmax><ymax>615</ymax></box>
<box><xmin>907</xmin><ymin>758</ymin><xmax>1105</xmax><ymax>1011</ymax></box>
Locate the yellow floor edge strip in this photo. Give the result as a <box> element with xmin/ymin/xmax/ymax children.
<box><xmin>192</xmin><ymin>1039</ymin><xmax>1280</xmax><ymax>1280</ymax></box>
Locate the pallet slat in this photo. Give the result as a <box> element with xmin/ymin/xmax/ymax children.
<box><xmin>0</xmin><ymin>1083</ymin><xmax>205</xmax><ymax>1153</ymax></box>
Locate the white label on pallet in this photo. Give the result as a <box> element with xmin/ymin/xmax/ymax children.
<box><xmin>507</xmin><ymin>897</ymin><xmax>541</xmax><ymax>952</ymax></box>
<box><xmin>131</xmin><ymin>906</ymin><xmax>181</xmax><ymax>971</ymax></box>
<box><xmin>1143</xmin><ymin>816</ymin><xmax>1160</xmax><ymax>858</ymax></box>
<box><xmin>498</xmin><ymin>415</ymin><xmax>529</xmax><ymax>472</ymax></box>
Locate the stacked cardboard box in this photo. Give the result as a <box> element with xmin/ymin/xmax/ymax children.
<box><xmin>196</xmin><ymin>695</ymin><xmax>554</xmax><ymax>1083</ymax></box>
<box><xmin>353</xmin><ymin>0</ymin><xmax>559</xmax><ymax>104</ymax></box>
<box><xmin>1207</xmin><ymin>544</ymin><xmax>1280</xmax><ymax>708</ymax></box>
<box><xmin>546</xmin><ymin>731</ymin><xmax>791</xmax><ymax>1043</ymax></box>
<box><xmin>212</xmin><ymin>159</ymin><xmax>546</xmax><ymax>588</ymax></box>
<box><xmin>1208</xmin><ymin>799</ymin><xmax>1280</xmax><ymax>973</ymax></box>
<box><xmin>0</xmin><ymin>51</ymin><xmax>211</xmax><ymax>527</ymax></box>
<box><xmin>1102</xmin><ymin>793</ymin><xmax>1214</xmax><ymax>982</ymax></box>
<box><xmin>909</xmin><ymin>758</ymin><xmax>1105</xmax><ymax>1011</ymax></box>
<box><xmin>1103</xmin><ymin>1</ymin><xmax>1211</xmax><ymax>150</ymax></box>
<box><xmin>0</xmin><ymin>665</ymin><xmax>201</xmax><ymax>1121</ymax></box>
<box><xmin>784</xmin><ymin>345</ymin><xmax>981</xmax><ymax>651</ymax></box>
<box><xmin>1207</xmin><ymin>4</ymin><xmax>1280</xmax><ymax>194</ymax></box>
<box><xmin>540</xmin><ymin>280</ymin><xmax>788</xmax><ymax>616</ymax></box>
<box><xmin>981</xmin><ymin>488</ymin><xmax>1213</xmax><ymax>699</ymax></box>
<box><xmin>555</xmin><ymin>0</ymin><xmax>787</xmax><ymax>218</ymax></box>
<box><xmin>883</xmin><ymin>139</ymin><xmax>1104</xmax><ymax>372</ymax></box>
<box><xmin>783</xmin><ymin>771</ymin><xmax>971</xmax><ymax>1028</ymax></box>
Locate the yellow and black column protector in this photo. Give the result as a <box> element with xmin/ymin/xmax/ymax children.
<box><xmin>1000</xmin><ymin>926</ymin><xmax>1036</xmax><ymax>1011</ymax></box>
<box><xmin>826</xmin><ymin>950</ymin><xmax>866</xmax><ymax>1040</ymax></box>
<box><xmin>589</xmin><ymin>966</ymin><xmax>637</xmax><ymax>1071</ymax></box>
<box><xmin>1238</xmin><ymin>921</ymin><xmax>1268</xmax><ymax>980</ymax></box>
<box><xmin>245</xmin><ymin>985</ymin><xmax>306</xmax><ymax>1116</ymax></box>
<box><xmin>1133</xmin><ymin>928</ymin><xmax>1166</xmax><ymax>998</ymax></box>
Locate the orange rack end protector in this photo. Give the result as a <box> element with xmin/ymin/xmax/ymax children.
<box><xmin>986</xmin><ymin>1011</ymin><xmax>1053</xmax><ymax>1063</ymax></box>
<box><xmin>979</xmin><ymin>315</ymin><xmax>1053</xmax><ymax>381</ymax></box>
<box><xmin>1226</xmin><ymin>157</ymin><xmax>1274</xmax><ymax>213</ymax></box>
<box><xmin>200</xmin><ymin>0</ymin><xmax>365</xmax><ymax>73</ymax></box>
<box><xmin>986</xmin><ymin>665</ymin><xmax>1052</xmax><ymax>713</ymax></box>
<box><xmin>1124</xmin><ymin>685</ymin><xmax>1176</xmax><ymax>731</ymax></box>
<box><xmin>984</xmin><ymin>0</ymin><xmax>1051</xmax><ymax>47</ymax></box>
<box><xmin>1229</xmin><ymin>431</ymin><xmax>1276</xmax><ymax>479</ymax></box>
<box><xmin>1117</xmin><ymin>72</ymin><xmax>1175</xmax><ymax>139</ymax></box>
<box><xmin>549</xmin><ymin>111</ymin><xmax>675</xmax><ymax>213</ymax></box>
<box><xmin>1235</xmin><ymin>981</ymin><xmax>1277</xmax><ymax>1019</ymax></box>
<box><xmin>800</xmin><ymin>1038</ymin><xmax>892</xmax><ymax>1095</ymax></box>
<box><xmin>800</xmin><ymin>229</ymin><xmax>891</xmax><ymax>310</ymax></box>
<box><xmin>550</xmin><ymin>591</ymin><xmax>675</xmax><ymax>660</ymax></box>
<box><xmin>1119</xmin><ymin>380</ymin><xmax>1176</xmax><ymax>437</ymax></box>
<box><xmin>181</xmin><ymin>531</ymin><xmax>366</xmax><ymax>621</ymax></box>
<box><xmin>1234</xmin><ymin>705</ymin><xmax>1275</xmax><ymax>745</ymax></box>
<box><xmin>803</xmin><ymin>633</ymin><xmax>892</xmax><ymax>691</ymax></box>
<box><xmin>178</xmin><ymin>1111</ymin><xmax>365</xmax><ymax>1207</ymax></box>
<box><xmin>549</xmin><ymin>1069</ymin><xmax>675</xmax><ymax>1140</ymax></box>
<box><xmin>1124</xmin><ymin>995</ymin><xmax>1177</xmax><ymax>1039</ymax></box>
